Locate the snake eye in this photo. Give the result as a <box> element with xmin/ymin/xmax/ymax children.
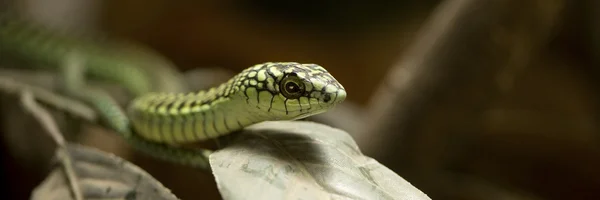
<box><xmin>280</xmin><ymin>74</ymin><xmax>305</xmax><ymax>99</ymax></box>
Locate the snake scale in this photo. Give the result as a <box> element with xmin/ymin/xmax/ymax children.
<box><xmin>0</xmin><ymin>13</ymin><xmax>347</xmax><ymax>168</ymax></box>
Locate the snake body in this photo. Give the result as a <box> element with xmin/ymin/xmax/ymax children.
<box><xmin>0</xmin><ymin>14</ymin><xmax>187</xmax><ymax>95</ymax></box>
<box><xmin>129</xmin><ymin>62</ymin><xmax>347</xmax><ymax>143</ymax></box>
<box><xmin>0</xmin><ymin>14</ymin><xmax>347</xmax><ymax>147</ymax></box>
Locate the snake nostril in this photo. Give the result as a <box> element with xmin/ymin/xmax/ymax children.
<box><xmin>323</xmin><ymin>94</ymin><xmax>331</xmax><ymax>103</ymax></box>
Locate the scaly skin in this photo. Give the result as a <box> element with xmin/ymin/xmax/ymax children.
<box><xmin>128</xmin><ymin>62</ymin><xmax>347</xmax><ymax>144</ymax></box>
<box><xmin>0</xmin><ymin>13</ymin><xmax>347</xmax><ymax>169</ymax></box>
<box><xmin>0</xmin><ymin>14</ymin><xmax>187</xmax><ymax>95</ymax></box>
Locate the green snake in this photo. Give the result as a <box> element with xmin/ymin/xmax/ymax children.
<box><xmin>129</xmin><ymin>62</ymin><xmax>346</xmax><ymax>144</ymax></box>
<box><xmin>0</xmin><ymin>14</ymin><xmax>347</xmax><ymax>169</ymax></box>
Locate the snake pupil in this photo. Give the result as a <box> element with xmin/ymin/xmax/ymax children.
<box><xmin>286</xmin><ymin>82</ymin><xmax>300</xmax><ymax>93</ymax></box>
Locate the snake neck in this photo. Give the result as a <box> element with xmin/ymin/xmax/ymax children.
<box><xmin>127</xmin><ymin>74</ymin><xmax>264</xmax><ymax>142</ymax></box>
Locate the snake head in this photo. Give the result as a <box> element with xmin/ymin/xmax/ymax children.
<box><xmin>235</xmin><ymin>62</ymin><xmax>346</xmax><ymax>120</ymax></box>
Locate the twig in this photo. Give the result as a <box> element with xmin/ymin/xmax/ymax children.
<box><xmin>359</xmin><ymin>0</ymin><xmax>474</xmax><ymax>157</ymax></box>
<box><xmin>0</xmin><ymin>68</ymin><xmax>100</xmax><ymax>200</ymax></box>
<box><xmin>20</xmin><ymin>90</ymin><xmax>67</xmax><ymax>147</ymax></box>
<box><xmin>0</xmin><ymin>74</ymin><xmax>97</xmax><ymax>121</ymax></box>
<box><xmin>360</xmin><ymin>0</ymin><xmax>563</xmax><ymax>161</ymax></box>
<box><xmin>20</xmin><ymin>91</ymin><xmax>84</xmax><ymax>200</ymax></box>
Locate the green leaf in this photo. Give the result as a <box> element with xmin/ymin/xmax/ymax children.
<box><xmin>210</xmin><ymin>121</ymin><xmax>430</xmax><ymax>200</ymax></box>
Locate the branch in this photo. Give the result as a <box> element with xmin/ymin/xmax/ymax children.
<box><xmin>20</xmin><ymin>91</ymin><xmax>84</xmax><ymax>200</ymax></box>
<box><xmin>360</xmin><ymin>0</ymin><xmax>563</xmax><ymax>162</ymax></box>
<box><xmin>0</xmin><ymin>70</ymin><xmax>97</xmax><ymax>121</ymax></box>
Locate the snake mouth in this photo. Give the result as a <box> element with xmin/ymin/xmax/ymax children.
<box><xmin>267</xmin><ymin>109</ymin><xmax>327</xmax><ymax>120</ymax></box>
<box><xmin>267</xmin><ymin>103</ymin><xmax>327</xmax><ymax>112</ymax></box>
<box><xmin>266</xmin><ymin>103</ymin><xmax>329</xmax><ymax>119</ymax></box>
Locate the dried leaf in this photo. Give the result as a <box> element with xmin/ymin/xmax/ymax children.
<box><xmin>31</xmin><ymin>144</ymin><xmax>179</xmax><ymax>200</ymax></box>
<box><xmin>211</xmin><ymin>121</ymin><xmax>430</xmax><ymax>200</ymax></box>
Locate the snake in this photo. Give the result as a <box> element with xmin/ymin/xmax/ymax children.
<box><xmin>0</xmin><ymin>13</ymin><xmax>347</xmax><ymax>169</ymax></box>
<box><xmin>129</xmin><ymin>62</ymin><xmax>347</xmax><ymax>144</ymax></box>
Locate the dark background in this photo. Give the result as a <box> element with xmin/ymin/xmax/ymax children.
<box><xmin>1</xmin><ymin>0</ymin><xmax>599</xmax><ymax>199</ymax></box>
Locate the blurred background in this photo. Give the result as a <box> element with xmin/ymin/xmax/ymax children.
<box><xmin>1</xmin><ymin>0</ymin><xmax>599</xmax><ymax>199</ymax></box>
